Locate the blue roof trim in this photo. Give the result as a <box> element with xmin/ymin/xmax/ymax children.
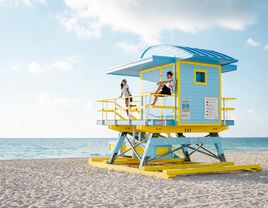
<box><xmin>222</xmin><ymin>64</ymin><xmax>237</xmax><ymax>73</ymax></box>
<box><xmin>185</xmin><ymin>56</ymin><xmax>235</xmax><ymax>65</ymax></box>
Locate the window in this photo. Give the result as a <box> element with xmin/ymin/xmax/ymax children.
<box><xmin>194</xmin><ymin>70</ymin><xmax>207</xmax><ymax>85</ymax></box>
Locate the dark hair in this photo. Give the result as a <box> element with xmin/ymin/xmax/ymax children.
<box><xmin>120</xmin><ymin>79</ymin><xmax>126</xmax><ymax>89</ymax></box>
<box><xmin>167</xmin><ymin>71</ymin><xmax>173</xmax><ymax>76</ymax></box>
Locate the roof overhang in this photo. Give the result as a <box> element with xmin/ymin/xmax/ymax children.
<box><xmin>105</xmin><ymin>44</ymin><xmax>238</xmax><ymax>77</ymax></box>
<box><xmin>106</xmin><ymin>55</ymin><xmax>176</xmax><ymax>77</ymax></box>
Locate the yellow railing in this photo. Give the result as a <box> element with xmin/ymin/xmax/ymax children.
<box><xmin>97</xmin><ymin>95</ymin><xmax>236</xmax><ymax>125</ymax></box>
<box><xmin>97</xmin><ymin>93</ymin><xmax>176</xmax><ymax>122</ymax></box>
<box><xmin>221</xmin><ymin>97</ymin><xmax>236</xmax><ymax>123</ymax></box>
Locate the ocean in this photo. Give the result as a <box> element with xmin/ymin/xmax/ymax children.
<box><xmin>0</xmin><ymin>137</ymin><xmax>268</xmax><ymax>160</ymax></box>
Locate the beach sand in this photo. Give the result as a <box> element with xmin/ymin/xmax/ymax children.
<box><xmin>1</xmin><ymin>152</ymin><xmax>268</xmax><ymax>208</ymax></box>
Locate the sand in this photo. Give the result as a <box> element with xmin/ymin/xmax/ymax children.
<box><xmin>1</xmin><ymin>151</ymin><xmax>268</xmax><ymax>208</ymax></box>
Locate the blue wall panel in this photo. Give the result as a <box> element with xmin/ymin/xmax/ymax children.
<box><xmin>179</xmin><ymin>63</ymin><xmax>220</xmax><ymax>124</ymax></box>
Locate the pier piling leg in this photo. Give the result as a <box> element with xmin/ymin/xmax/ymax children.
<box><xmin>139</xmin><ymin>136</ymin><xmax>152</xmax><ymax>168</ymax></box>
<box><xmin>214</xmin><ymin>143</ymin><xmax>226</xmax><ymax>162</ymax></box>
<box><xmin>181</xmin><ymin>145</ymin><xmax>191</xmax><ymax>161</ymax></box>
<box><xmin>132</xmin><ymin>126</ymin><xmax>136</xmax><ymax>158</ymax></box>
<box><xmin>176</xmin><ymin>133</ymin><xmax>191</xmax><ymax>161</ymax></box>
<box><xmin>108</xmin><ymin>132</ymin><xmax>126</xmax><ymax>164</ymax></box>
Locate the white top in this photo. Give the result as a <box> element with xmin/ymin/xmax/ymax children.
<box><xmin>166</xmin><ymin>78</ymin><xmax>176</xmax><ymax>93</ymax></box>
<box><xmin>121</xmin><ymin>84</ymin><xmax>130</xmax><ymax>96</ymax></box>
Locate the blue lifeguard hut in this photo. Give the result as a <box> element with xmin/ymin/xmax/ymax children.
<box><xmin>89</xmin><ymin>44</ymin><xmax>261</xmax><ymax>178</ymax></box>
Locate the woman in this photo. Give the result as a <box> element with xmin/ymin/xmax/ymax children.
<box><xmin>119</xmin><ymin>79</ymin><xmax>135</xmax><ymax>115</ymax></box>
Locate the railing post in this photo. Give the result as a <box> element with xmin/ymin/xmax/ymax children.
<box><xmin>105</xmin><ymin>102</ymin><xmax>108</xmax><ymax>121</ymax></box>
<box><xmin>174</xmin><ymin>94</ymin><xmax>176</xmax><ymax>121</ymax></box>
<box><xmin>128</xmin><ymin>97</ymin><xmax>130</xmax><ymax>125</ymax></box>
<box><xmin>140</xmin><ymin>95</ymin><xmax>142</xmax><ymax>120</ymax></box>
<box><xmin>222</xmin><ymin>98</ymin><xmax>226</xmax><ymax>125</ymax></box>
<box><xmin>132</xmin><ymin>126</ymin><xmax>136</xmax><ymax>158</ymax></box>
<box><xmin>101</xmin><ymin>102</ymin><xmax>104</xmax><ymax>125</ymax></box>
<box><xmin>226</xmin><ymin>99</ymin><xmax>228</xmax><ymax>122</ymax></box>
<box><xmin>114</xmin><ymin>98</ymin><xmax>116</xmax><ymax>124</ymax></box>
<box><xmin>164</xmin><ymin>96</ymin><xmax>167</xmax><ymax>125</ymax></box>
<box><xmin>145</xmin><ymin>94</ymin><xmax>151</xmax><ymax>125</ymax></box>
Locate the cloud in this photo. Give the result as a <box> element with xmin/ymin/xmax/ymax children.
<box><xmin>246</xmin><ymin>108</ymin><xmax>254</xmax><ymax>114</ymax></box>
<box><xmin>28</xmin><ymin>62</ymin><xmax>43</xmax><ymax>74</ymax></box>
<box><xmin>0</xmin><ymin>0</ymin><xmax>47</xmax><ymax>7</ymax></box>
<box><xmin>115</xmin><ymin>41</ymin><xmax>146</xmax><ymax>55</ymax></box>
<box><xmin>37</xmin><ymin>91</ymin><xmax>85</xmax><ymax>108</ymax></box>
<box><xmin>246</xmin><ymin>38</ymin><xmax>260</xmax><ymax>47</ymax></box>
<box><xmin>245</xmin><ymin>38</ymin><xmax>268</xmax><ymax>50</ymax></box>
<box><xmin>59</xmin><ymin>0</ymin><xmax>260</xmax><ymax>44</ymax></box>
<box><xmin>12</xmin><ymin>55</ymin><xmax>79</xmax><ymax>74</ymax></box>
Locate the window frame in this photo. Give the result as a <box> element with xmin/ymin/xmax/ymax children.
<box><xmin>194</xmin><ymin>69</ymin><xmax>207</xmax><ymax>85</ymax></box>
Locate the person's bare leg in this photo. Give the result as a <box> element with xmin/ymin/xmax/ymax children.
<box><xmin>149</xmin><ymin>83</ymin><xmax>164</xmax><ymax>105</ymax></box>
<box><xmin>151</xmin><ymin>95</ymin><xmax>159</xmax><ymax>106</ymax></box>
<box><xmin>129</xmin><ymin>96</ymin><xmax>136</xmax><ymax>107</ymax></box>
<box><xmin>125</xmin><ymin>99</ymin><xmax>129</xmax><ymax>115</ymax></box>
<box><xmin>153</xmin><ymin>83</ymin><xmax>164</xmax><ymax>94</ymax></box>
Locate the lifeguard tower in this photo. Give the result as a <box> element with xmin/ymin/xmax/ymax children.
<box><xmin>89</xmin><ymin>44</ymin><xmax>261</xmax><ymax>178</ymax></box>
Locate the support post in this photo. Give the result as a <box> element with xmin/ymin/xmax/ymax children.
<box><xmin>108</xmin><ymin>132</ymin><xmax>126</xmax><ymax>164</ymax></box>
<box><xmin>181</xmin><ymin>145</ymin><xmax>191</xmax><ymax>161</ymax></box>
<box><xmin>139</xmin><ymin>136</ymin><xmax>152</xmax><ymax>168</ymax></box>
<box><xmin>214</xmin><ymin>143</ymin><xmax>226</xmax><ymax>162</ymax></box>
<box><xmin>132</xmin><ymin>126</ymin><xmax>136</xmax><ymax>158</ymax></box>
<box><xmin>176</xmin><ymin>133</ymin><xmax>191</xmax><ymax>161</ymax></box>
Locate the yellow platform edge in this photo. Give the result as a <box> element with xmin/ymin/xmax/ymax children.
<box><xmin>88</xmin><ymin>158</ymin><xmax>176</xmax><ymax>179</ymax></box>
<box><xmin>88</xmin><ymin>157</ymin><xmax>262</xmax><ymax>179</ymax></box>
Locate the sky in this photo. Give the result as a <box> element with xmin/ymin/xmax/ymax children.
<box><xmin>0</xmin><ymin>0</ymin><xmax>267</xmax><ymax>138</ymax></box>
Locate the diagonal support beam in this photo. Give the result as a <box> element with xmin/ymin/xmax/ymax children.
<box><xmin>113</xmin><ymin>140</ymin><xmax>147</xmax><ymax>160</ymax></box>
<box><xmin>198</xmin><ymin>145</ymin><xmax>219</xmax><ymax>159</ymax></box>
<box><xmin>108</xmin><ymin>132</ymin><xmax>126</xmax><ymax>164</ymax></box>
<box><xmin>125</xmin><ymin>136</ymin><xmax>141</xmax><ymax>160</ymax></box>
<box><xmin>186</xmin><ymin>145</ymin><xmax>219</xmax><ymax>160</ymax></box>
<box><xmin>189</xmin><ymin>144</ymin><xmax>204</xmax><ymax>156</ymax></box>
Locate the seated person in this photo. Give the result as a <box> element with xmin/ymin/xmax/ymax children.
<box><xmin>150</xmin><ymin>71</ymin><xmax>175</xmax><ymax>106</ymax></box>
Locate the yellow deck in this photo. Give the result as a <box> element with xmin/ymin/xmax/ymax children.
<box><xmin>88</xmin><ymin>157</ymin><xmax>262</xmax><ymax>179</ymax></box>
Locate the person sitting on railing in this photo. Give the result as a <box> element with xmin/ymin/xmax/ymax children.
<box><xmin>150</xmin><ymin>71</ymin><xmax>175</xmax><ymax>106</ymax></box>
<box><xmin>119</xmin><ymin>79</ymin><xmax>136</xmax><ymax>115</ymax></box>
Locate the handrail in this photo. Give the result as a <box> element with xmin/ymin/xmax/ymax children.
<box><xmin>97</xmin><ymin>93</ymin><xmax>174</xmax><ymax>103</ymax></box>
<box><xmin>98</xmin><ymin>95</ymin><xmax>235</xmax><ymax>124</ymax></box>
<box><xmin>221</xmin><ymin>107</ymin><xmax>235</xmax><ymax>111</ymax></box>
<box><xmin>98</xmin><ymin>105</ymin><xmax>175</xmax><ymax>112</ymax></box>
<box><xmin>221</xmin><ymin>97</ymin><xmax>236</xmax><ymax>100</ymax></box>
<box><xmin>97</xmin><ymin>92</ymin><xmax>176</xmax><ymax>122</ymax></box>
<box><xmin>221</xmin><ymin>97</ymin><xmax>235</xmax><ymax>124</ymax></box>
